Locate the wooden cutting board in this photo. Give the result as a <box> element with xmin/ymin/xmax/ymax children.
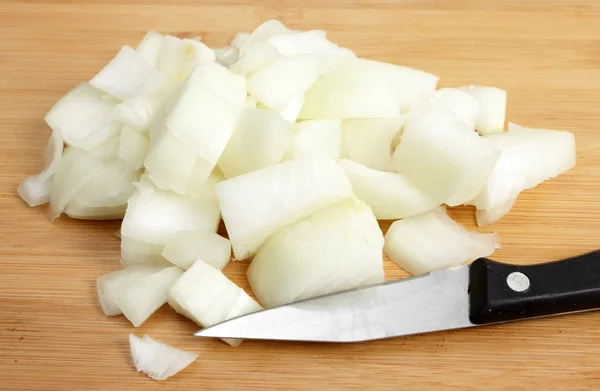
<box><xmin>1</xmin><ymin>1</ymin><xmax>600</xmax><ymax>390</ymax></box>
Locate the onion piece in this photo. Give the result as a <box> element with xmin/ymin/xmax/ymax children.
<box><xmin>342</xmin><ymin>117</ymin><xmax>406</xmax><ymax>171</ymax></box>
<box><xmin>217</xmin><ymin>108</ymin><xmax>295</xmax><ymax>178</ymax></box>
<box><xmin>45</xmin><ymin>83</ymin><xmax>121</xmax><ymax>150</ymax></box>
<box><xmin>266</xmin><ymin>30</ymin><xmax>355</xmax><ymax>57</ymax></box>
<box><xmin>129</xmin><ymin>334</ymin><xmax>198</xmax><ymax>381</ymax></box>
<box><xmin>230</xmin><ymin>42</ymin><xmax>282</xmax><ymax>75</ymax></box>
<box><xmin>156</xmin><ymin>35</ymin><xmax>215</xmax><ymax>84</ymax></box>
<box><xmin>237</xmin><ymin>19</ymin><xmax>292</xmax><ymax>55</ymax></box>
<box><xmin>383</xmin><ymin>207</ymin><xmax>500</xmax><ymax>275</ymax></box>
<box><xmin>144</xmin><ymin>67</ymin><xmax>243</xmax><ymax>193</ymax></box>
<box><xmin>298</xmin><ymin>59</ymin><xmax>401</xmax><ymax>119</ymax></box>
<box><xmin>168</xmin><ymin>260</ymin><xmax>262</xmax><ymax>347</ymax></box>
<box><xmin>65</xmin><ymin>204</ymin><xmax>127</xmax><ymax>220</ymax></box>
<box><xmin>392</xmin><ymin>106</ymin><xmax>500</xmax><ymax>206</ymax></box>
<box><xmin>246</xmin><ymin>54</ymin><xmax>343</xmax><ymax>113</ymax></box>
<box><xmin>339</xmin><ymin>159</ymin><xmax>439</xmax><ymax>220</ymax></box>
<box><xmin>231</xmin><ymin>32</ymin><xmax>251</xmax><ymax>49</ymax></box>
<box><xmin>49</xmin><ymin>146</ymin><xmax>104</xmax><ymax>220</ymax></box>
<box><xmin>476</xmin><ymin>198</ymin><xmax>516</xmax><ymax>227</ymax></box>
<box><xmin>248</xmin><ymin>197</ymin><xmax>384</xmax><ymax>308</ymax></box>
<box><xmin>97</xmin><ymin>265</ymin><xmax>165</xmax><ymax>315</ymax></box>
<box><xmin>136</xmin><ymin>30</ymin><xmax>164</xmax><ymax>67</ymax></box>
<box><xmin>217</xmin><ymin>156</ymin><xmax>354</xmax><ymax>260</ymax></box>
<box><xmin>18</xmin><ymin>130</ymin><xmax>64</xmax><ymax>207</ymax></box>
<box><xmin>470</xmin><ymin>123</ymin><xmax>576</xmax><ymax>211</ymax></box>
<box><xmin>90</xmin><ymin>46</ymin><xmax>165</xmax><ymax>101</ymax></box>
<box><xmin>459</xmin><ymin>85</ymin><xmax>507</xmax><ymax>135</ymax></box>
<box><xmin>119</xmin><ymin>126</ymin><xmax>149</xmax><ymax>170</ymax></box>
<box><xmin>187</xmin><ymin>62</ymin><xmax>247</xmax><ymax>106</ymax></box>
<box><xmin>162</xmin><ymin>230</ymin><xmax>231</xmax><ymax>270</ymax></box>
<box><xmin>114</xmin><ymin>266</ymin><xmax>183</xmax><ymax>327</ymax></box>
<box><xmin>214</xmin><ymin>45</ymin><xmax>239</xmax><ymax>67</ymax></box>
<box><xmin>121</xmin><ymin>178</ymin><xmax>221</xmax><ymax>247</ymax></box>
<box><xmin>121</xmin><ymin>236</ymin><xmax>170</xmax><ymax>266</ymax></box>
<box><xmin>285</xmin><ymin>119</ymin><xmax>342</xmax><ymax>160</ymax></box>
<box><xmin>411</xmin><ymin>88</ymin><xmax>479</xmax><ymax>129</ymax></box>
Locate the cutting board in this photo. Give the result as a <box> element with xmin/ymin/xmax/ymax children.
<box><xmin>1</xmin><ymin>1</ymin><xmax>600</xmax><ymax>390</ymax></box>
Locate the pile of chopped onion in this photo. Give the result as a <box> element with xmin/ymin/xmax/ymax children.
<box><xmin>18</xmin><ymin>19</ymin><xmax>577</xmax><ymax>380</ymax></box>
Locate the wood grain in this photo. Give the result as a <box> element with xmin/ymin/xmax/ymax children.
<box><xmin>1</xmin><ymin>0</ymin><xmax>600</xmax><ymax>390</ymax></box>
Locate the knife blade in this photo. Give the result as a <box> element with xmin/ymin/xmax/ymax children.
<box><xmin>195</xmin><ymin>249</ymin><xmax>600</xmax><ymax>343</ymax></box>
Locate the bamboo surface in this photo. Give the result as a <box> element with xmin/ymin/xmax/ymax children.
<box><xmin>1</xmin><ymin>1</ymin><xmax>600</xmax><ymax>390</ymax></box>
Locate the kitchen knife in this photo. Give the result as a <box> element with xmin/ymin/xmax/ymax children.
<box><xmin>195</xmin><ymin>250</ymin><xmax>600</xmax><ymax>343</ymax></box>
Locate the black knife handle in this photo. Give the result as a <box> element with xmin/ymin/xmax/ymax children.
<box><xmin>469</xmin><ymin>250</ymin><xmax>600</xmax><ymax>324</ymax></box>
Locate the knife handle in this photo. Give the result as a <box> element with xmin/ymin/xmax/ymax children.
<box><xmin>468</xmin><ymin>249</ymin><xmax>600</xmax><ymax>324</ymax></box>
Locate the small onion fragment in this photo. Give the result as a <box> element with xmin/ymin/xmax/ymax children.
<box><xmin>216</xmin><ymin>156</ymin><xmax>354</xmax><ymax>260</ymax></box>
<box><xmin>392</xmin><ymin>106</ymin><xmax>500</xmax><ymax>206</ymax></box>
<box><xmin>96</xmin><ymin>265</ymin><xmax>165</xmax><ymax>315</ymax></box>
<box><xmin>459</xmin><ymin>85</ymin><xmax>507</xmax><ymax>135</ymax></box>
<box><xmin>18</xmin><ymin>130</ymin><xmax>64</xmax><ymax>207</ymax></box>
<box><xmin>129</xmin><ymin>334</ymin><xmax>198</xmax><ymax>381</ymax></box>
<box><xmin>342</xmin><ymin>117</ymin><xmax>406</xmax><ymax>172</ymax></box>
<box><xmin>218</xmin><ymin>108</ymin><xmax>295</xmax><ymax>178</ymax></box>
<box><xmin>248</xmin><ymin>197</ymin><xmax>384</xmax><ymax>308</ymax></box>
<box><xmin>168</xmin><ymin>260</ymin><xmax>262</xmax><ymax>346</ymax></box>
<box><xmin>114</xmin><ymin>266</ymin><xmax>183</xmax><ymax>327</ymax></box>
<box><xmin>476</xmin><ymin>199</ymin><xmax>516</xmax><ymax>227</ymax></box>
<box><xmin>383</xmin><ymin>207</ymin><xmax>500</xmax><ymax>275</ymax></box>
<box><xmin>162</xmin><ymin>230</ymin><xmax>231</xmax><ymax>270</ymax></box>
<box><xmin>339</xmin><ymin>159</ymin><xmax>439</xmax><ymax>220</ymax></box>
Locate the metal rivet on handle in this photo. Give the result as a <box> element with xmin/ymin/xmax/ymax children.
<box><xmin>506</xmin><ymin>272</ymin><xmax>530</xmax><ymax>292</ymax></box>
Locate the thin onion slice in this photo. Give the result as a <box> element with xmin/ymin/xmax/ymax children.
<box><xmin>216</xmin><ymin>156</ymin><xmax>354</xmax><ymax>260</ymax></box>
<box><xmin>162</xmin><ymin>230</ymin><xmax>231</xmax><ymax>270</ymax></box>
<box><xmin>114</xmin><ymin>266</ymin><xmax>183</xmax><ymax>327</ymax></box>
<box><xmin>218</xmin><ymin>108</ymin><xmax>295</xmax><ymax>178</ymax></box>
<box><xmin>459</xmin><ymin>85</ymin><xmax>507</xmax><ymax>135</ymax></box>
<box><xmin>129</xmin><ymin>334</ymin><xmax>198</xmax><ymax>381</ymax></box>
<box><xmin>476</xmin><ymin>198</ymin><xmax>516</xmax><ymax>227</ymax></box>
<box><xmin>392</xmin><ymin>106</ymin><xmax>500</xmax><ymax>206</ymax></box>
<box><xmin>339</xmin><ymin>159</ymin><xmax>439</xmax><ymax>220</ymax></box>
<box><xmin>168</xmin><ymin>260</ymin><xmax>262</xmax><ymax>346</ymax></box>
<box><xmin>45</xmin><ymin>83</ymin><xmax>121</xmax><ymax>150</ymax></box>
<box><xmin>342</xmin><ymin>117</ymin><xmax>406</xmax><ymax>172</ymax></box>
<box><xmin>470</xmin><ymin>123</ymin><xmax>576</xmax><ymax>212</ymax></box>
<box><xmin>18</xmin><ymin>130</ymin><xmax>64</xmax><ymax>207</ymax></box>
<box><xmin>136</xmin><ymin>30</ymin><xmax>165</xmax><ymax>67</ymax></box>
<box><xmin>248</xmin><ymin>197</ymin><xmax>384</xmax><ymax>308</ymax></box>
<box><xmin>383</xmin><ymin>207</ymin><xmax>500</xmax><ymax>275</ymax></box>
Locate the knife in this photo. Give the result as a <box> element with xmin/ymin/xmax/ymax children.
<box><xmin>195</xmin><ymin>250</ymin><xmax>600</xmax><ymax>343</ymax></box>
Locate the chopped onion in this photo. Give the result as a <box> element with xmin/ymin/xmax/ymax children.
<box><xmin>237</xmin><ymin>19</ymin><xmax>292</xmax><ymax>55</ymax></box>
<box><xmin>460</xmin><ymin>85</ymin><xmax>507</xmax><ymax>135</ymax></box>
<box><xmin>214</xmin><ymin>45</ymin><xmax>239</xmax><ymax>67</ymax></box>
<box><xmin>298</xmin><ymin>59</ymin><xmax>401</xmax><ymax>119</ymax></box>
<box><xmin>247</xmin><ymin>54</ymin><xmax>342</xmax><ymax>112</ymax></box>
<box><xmin>383</xmin><ymin>207</ymin><xmax>500</xmax><ymax>275</ymax></box>
<box><xmin>119</xmin><ymin>126</ymin><xmax>149</xmax><ymax>170</ymax></box>
<box><xmin>392</xmin><ymin>106</ymin><xmax>500</xmax><ymax>206</ymax></box>
<box><xmin>216</xmin><ymin>156</ymin><xmax>354</xmax><ymax>260</ymax></box>
<box><xmin>18</xmin><ymin>130</ymin><xmax>64</xmax><ymax>207</ymax></box>
<box><xmin>90</xmin><ymin>45</ymin><xmax>165</xmax><ymax>101</ymax></box>
<box><xmin>45</xmin><ymin>83</ymin><xmax>121</xmax><ymax>150</ymax></box>
<box><xmin>129</xmin><ymin>334</ymin><xmax>198</xmax><ymax>381</ymax></box>
<box><xmin>476</xmin><ymin>198</ymin><xmax>516</xmax><ymax>227</ymax></box>
<box><xmin>285</xmin><ymin>119</ymin><xmax>342</xmax><ymax>160</ymax></box>
<box><xmin>230</xmin><ymin>42</ymin><xmax>282</xmax><ymax>75</ymax></box>
<box><xmin>339</xmin><ymin>159</ymin><xmax>439</xmax><ymax>220</ymax></box>
<box><xmin>378</xmin><ymin>61</ymin><xmax>439</xmax><ymax>113</ymax></box>
<box><xmin>144</xmin><ymin>70</ymin><xmax>242</xmax><ymax>193</ymax></box>
<box><xmin>231</xmin><ymin>32</ymin><xmax>251</xmax><ymax>49</ymax></box>
<box><xmin>470</xmin><ymin>123</ymin><xmax>576</xmax><ymax>212</ymax></box>
<box><xmin>248</xmin><ymin>197</ymin><xmax>384</xmax><ymax>308</ymax></box>
<box><xmin>187</xmin><ymin>62</ymin><xmax>247</xmax><ymax>106</ymax></box>
<box><xmin>168</xmin><ymin>260</ymin><xmax>262</xmax><ymax>346</ymax></box>
<box><xmin>218</xmin><ymin>108</ymin><xmax>295</xmax><ymax>178</ymax></box>
<box><xmin>162</xmin><ymin>230</ymin><xmax>231</xmax><ymax>270</ymax></box>
<box><xmin>97</xmin><ymin>265</ymin><xmax>165</xmax><ymax>315</ymax></box>
<box><xmin>114</xmin><ymin>266</ymin><xmax>183</xmax><ymax>327</ymax></box>
<box><xmin>121</xmin><ymin>178</ymin><xmax>221</xmax><ymax>247</ymax></box>
<box><xmin>136</xmin><ymin>30</ymin><xmax>164</xmax><ymax>67</ymax></box>
<box><xmin>342</xmin><ymin>117</ymin><xmax>406</xmax><ymax>171</ymax></box>
<box><xmin>266</xmin><ymin>30</ymin><xmax>355</xmax><ymax>57</ymax></box>
<box><xmin>411</xmin><ymin>88</ymin><xmax>479</xmax><ymax>129</ymax></box>
<box><xmin>121</xmin><ymin>236</ymin><xmax>170</xmax><ymax>266</ymax></box>
<box><xmin>156</xmin><ymin>35</ymin><xmax>215</xmax><ymax>84</ymax></box>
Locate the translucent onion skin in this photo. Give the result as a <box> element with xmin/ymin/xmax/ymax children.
<box><xmin>383</xmin><ymin>207</ymin><xmax>499</xmax><ymax>275</ymax></box>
